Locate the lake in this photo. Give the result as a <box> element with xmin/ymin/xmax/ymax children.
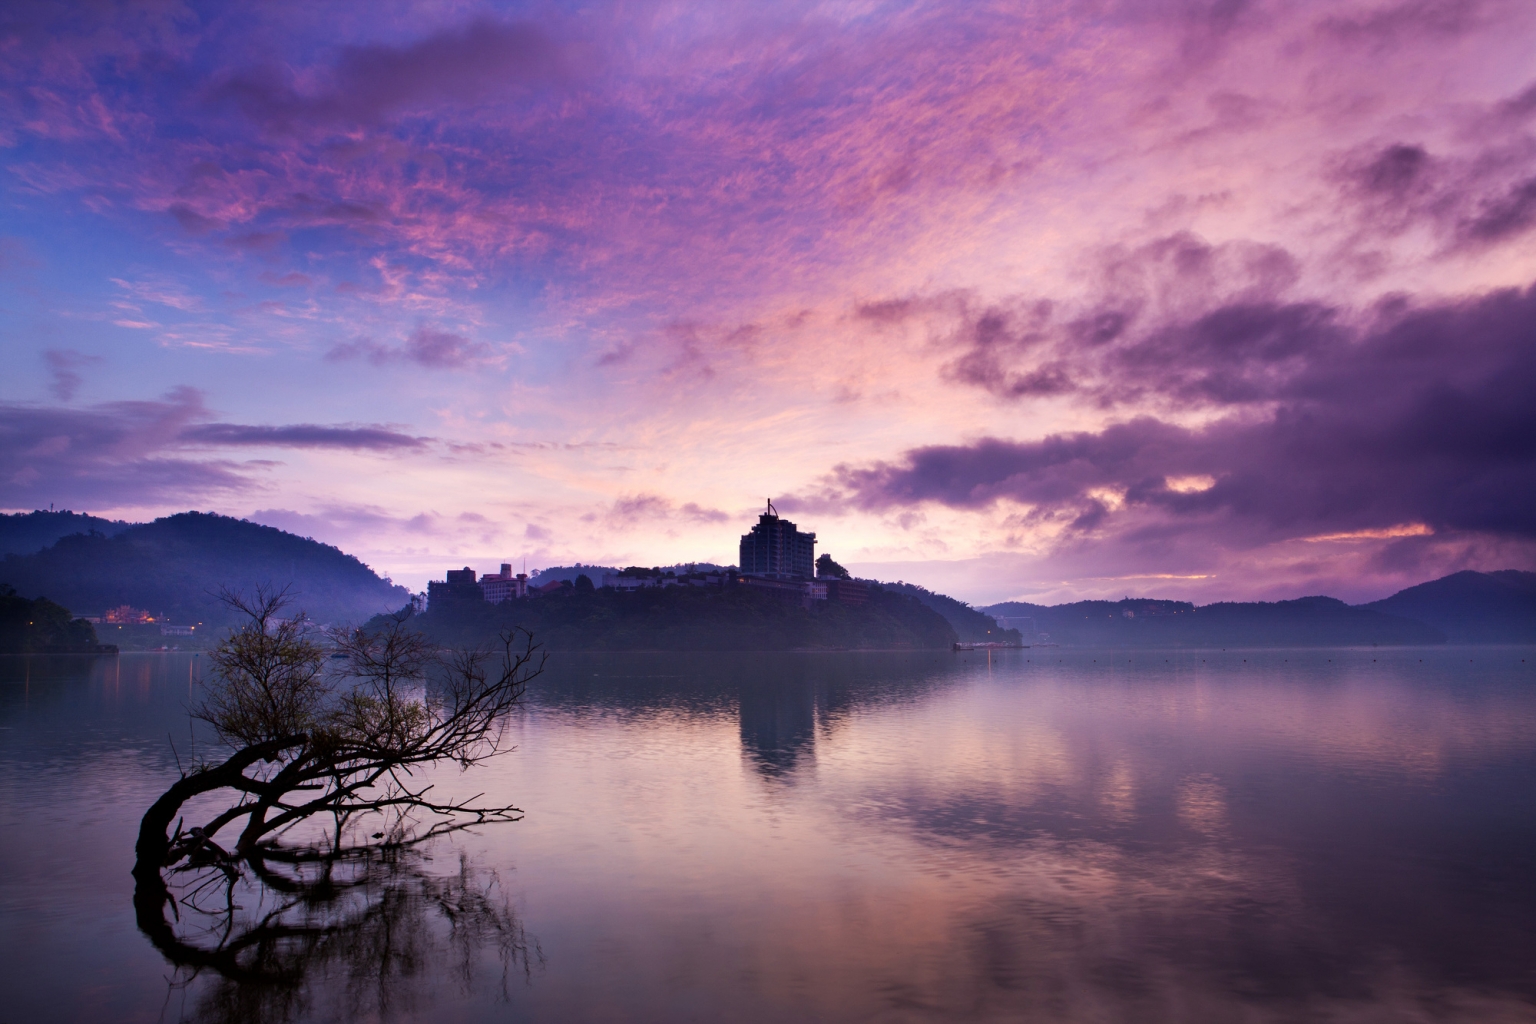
<box><xmin>2</xmin><ymin>647</ymin><xmax>1535</xmax><ymax>1023</ymax></box>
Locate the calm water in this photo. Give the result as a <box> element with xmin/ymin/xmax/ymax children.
<box><xmin>2</xmin><ymin>647</ymin><xmax>1535</xmax><ymax>1023</ymax></box>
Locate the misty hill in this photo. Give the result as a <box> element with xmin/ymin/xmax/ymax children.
<box><xmin>408</xmin><ymin>582</ymin><xmax>957</xmax><ymax>651</ymax></box>
<box><xmin>884</xmin><ymin>582</ymin><xmax>1022</xmax><ymax>643</ymax></box>
<box><xmin>0</xmin><ymin>512</ymin><xmax>409</xmax><ymax>626</ymax></box>
<box><xmin>0</xmin><ymin>510</ymin><xmax>134</xmax><ymax>556</ymax></box>
<box><xmin>1364</xmin><ymin>570</ymin><xmax>1536</xmax><ymax>644</ymax></box>
<box><xmin>982</xmin><ymin>596</ymin><xmax>1443</xmax><ymax>647</ymax></box>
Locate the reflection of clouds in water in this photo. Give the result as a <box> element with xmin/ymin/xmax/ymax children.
<box><xmin>1100</xmin><ymin>761</ymin><xmax>1136</xmax><ymax>822</ymax></box>
<box><xmin>10</xmin><ymin>651</ymin><xmax>1536</xmax><ymax>1022</ymax></box>
<box><xmin>921</xmin><ymin>864</ymin><xmax>1535</xmax><ymax>1023</ymax></box>
<box><xmin>797</xmin><ymin>819</ymin><xmax>1529</xmax><ymax>1023</ymax></box>
<box><xmin>790</xmin><ymin>668</ymin><xmax>1536</xmax><ymax>1020</ymax></box>
<box><xmin>1176</xmin><ymin>775</ymin><xmax>1226</xmax><ymax>835</ymax></box>
<box><xmin>162</xmin><ymin>654</ymin><xmax>1536</xmax><ymax>1021</ymax></box>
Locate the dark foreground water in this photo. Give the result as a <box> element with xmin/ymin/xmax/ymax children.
<box><xmin>2</xmin><ymin>647</ymin><xmax>1535</xmax><ymax>1023</ymax></box>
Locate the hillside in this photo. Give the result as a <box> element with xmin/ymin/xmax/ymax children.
<box><xmin>407</xmin><ymin>582</ymin><xmax>958</xmax><ymax>651</ymax></box>
<box><xmin>0</xmin><ymin>510</ymin><xmax>134</xmax><ymax>556</ymax></box>
<box><xmin>1364</xmin><ymin>570</ymin><xmax>1536</xmax><ymax>643</ymax></box>
<box><xmin>884</xmin><ymin>582</ymin><xmax>1021</xmax><ymax>643</ymax></box>
<box><xmin>0</xmin><ymin>512</ymin><xmax>409</xmax><ymax>626</ymax></box>
<box><xmin>982</xmin><ymin>596</ymin><xmax>1443</xmax><ymax>647</ymax></box>
<box><xmin>0</xmin><ymin>586</ymin><xmax>105</xmax><ymax>653</ymax></box>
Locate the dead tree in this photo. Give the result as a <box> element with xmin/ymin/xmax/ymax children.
<box><xmin>133</xmin><ymin>586</ymin><xmax>544</xmax><ymax>940</ymax></box>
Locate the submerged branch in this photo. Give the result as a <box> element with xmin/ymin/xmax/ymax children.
<box><xmin>134</xmin><ymin>591</ymin><xmax>543</xmax><ymax>975</ymax></box>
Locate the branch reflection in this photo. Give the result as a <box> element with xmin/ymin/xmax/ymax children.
<box><xmin>136</xmin><ymin>846</ymin><xmax>540</xmax><ymax>1023</ymax></box>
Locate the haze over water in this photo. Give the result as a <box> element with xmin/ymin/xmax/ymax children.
<box><xmin>3</xmin><ymin>648</ymin><xmax>1534</xmax><ymax>1023</ymax></box>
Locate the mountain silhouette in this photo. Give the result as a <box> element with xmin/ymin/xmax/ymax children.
<box><xmin>1363</xmin><ymin>570</ymin><xmax>1536</xmax><ymax>644</ymax></box>
<box><xmin>0</xmin><ymin>511</ymin><xmax>408</xmax><ymax>625</ymax></box>
<box><xmin>0</xmin><ymin>510</ymin><xmax>134</xmax><ymax>556</ymax></box>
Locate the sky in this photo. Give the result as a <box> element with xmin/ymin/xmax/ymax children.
<box><xmin>2</xmin><ymin>0</ymin><xmax>1535</xmax><ymax>605</ymax></box>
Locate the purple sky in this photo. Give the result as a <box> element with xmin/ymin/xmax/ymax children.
<box><xmin>3</xmin><ymin>0</ymin><xmax>1535</xmax><ymax>604</ymax></box>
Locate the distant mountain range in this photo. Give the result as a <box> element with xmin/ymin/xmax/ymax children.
<box><xmin>2</xmin><ymin>508</ymin><xmax>1531</xmax><ymax>646</ymax></box>
<box><xmin>0</xmin><ymin>511</ymin><xmax>408</xmax><ymax>626</ymax></box>
<box><xmin>1362</xmin><ymin>570</ymin><xmax>1536</xmax><ymax>644</ymax></box>
<box><xmin>983</xmin><ymin>570</ymin><xmax>1536</xmax><ymax>646</ymax></box>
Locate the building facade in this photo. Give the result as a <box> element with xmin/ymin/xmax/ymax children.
<box><xmin>479</xmin><ymin>564</ymin><xmax>529</xmax><ymax>603</ymax></box>
<box><xmin>428</xmin><ymin>567</ymin><xmax>488</xmax><ymax>608</ymax></box>
<box><xmin>739</xmin><ymin>502</ymin><xmax>816</xmax><ymax>579</ymax></box>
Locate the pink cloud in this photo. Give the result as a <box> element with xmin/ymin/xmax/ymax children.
<box><xmin>8</xmin><ymin>1</ymin><xmax>1536</xmax><ymax>599</ymax></box>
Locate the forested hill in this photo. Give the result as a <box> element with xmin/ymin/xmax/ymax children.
<box><xmin>408</xmin><ymin>582</ymin><xmax>958</xmax><ymax>651</ymax></box>
<box><xmin>0</xmin><ymin>512</ymin><xmax>409</xmax><ymax>625</ymax></box>
<box><xmin>0</xmin><ymin>510</ymin><xmax>134</xmax><ymax>556</ymax></box>
<box><xmin>1363</xmin><ymin>570</ymin><xmax>1536</xmax><ymax>643</ymax></box>
<box><xmin>883</xmin><ymin>582</ymin><xmax>1021</xmax><ymax>643</ymax></box>
<box><xmin>982</xmin><ymin>596</ymin><xmax>1444</xmax><ymax>647</ymax></box>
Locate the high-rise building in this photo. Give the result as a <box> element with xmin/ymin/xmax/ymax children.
<box><xmin>739</xmin><ymin>501</ymin><xmax>816</xmax><ymax>579</ymax></box>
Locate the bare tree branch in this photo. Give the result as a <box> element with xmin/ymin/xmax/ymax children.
<box><xmin>134</xmin><ymin>591</ymin><xmax>545</xmax><ymax>953</ymax></box>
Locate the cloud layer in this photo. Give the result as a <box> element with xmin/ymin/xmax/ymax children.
<box><xmin>816</xmin><ymin>280</ymin><xmax>1536</xmax><ymax>599</ymax></box>
<box><xmin>1</xmin><ymin>389</ymin><xmax>430</xmax><ymax>509</ymax></box>
<box><xmin>3</xmin><ymin>1</ymin><xmax>1536</xmax><ymax>596</ymax></box>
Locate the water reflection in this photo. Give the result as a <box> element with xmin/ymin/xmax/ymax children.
<box><xmin>738</xmin><ymin>676</ymin><xmax>818</xmax><ymax>777</ymax></box>
<box><xmin>3</xmin><ymin>649</ymin><xmax>1536</xmax><ymax>1022</ymax></box>
<box><xmin>146</xmin><ymin>849</ymin><xmax>537</xmax><ymax>1024</ymax></box>
<box><xmin>532</xmin><ymin>651</ymin><xmax>958</xmax><ymax>781</ymax></box>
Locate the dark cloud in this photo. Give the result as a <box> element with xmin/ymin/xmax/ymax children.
<box><xmin>42</xmin><ymin>349</ymin><xmax>102</xmax><ymax>401</ymax></box>
<box><xmin>609</xmin><ymin>494</ymin><xmax>672</xmax><ymax>523</ymax></box>
<box><xmin>1338</xmin><ymin>103</ymin><xmax>1536</xmax><ymax>250</ymax></box>
<box><xmin>1316</xmin><ymin>0</ymin><xmax>1488</xmax><ymax>43</ymax></box>
<box><xmin>871</xmin><ymin>234</ymin><xmax>1320</xmax><ymax>408</ymax></box>
<box><xmin>180</xmin><ymin>423</ymin><xmax>427</xmax><ymax>450</ymax></box>
<box><xmin>404</xmin><ymin>327</ymin><xmax>489</xmax><ymax>368</ymax></box>
<box><xmin>1461</xmin><ymin>177</ymin><xmax>1536</xmax><ymax>242</ymax></box>
<box><xmin>0</xmin><ymin>388</ymin><xmax>251</xmax><ymax>508</ymax></box>
<box><xmin>933</xmin><ymin>298</ymin><xmax>1066</xmax><ymax>398</ymax></box>
<box><xmin>326</xmin><ymin>327</ymin><xmax>490</xmax><ymax>369</ymax></box>
<box><xmin>1493</xmin><ymin>81</ymin><xmax>1536</xmax><ymax>123</ymax></box>
<box><xmin>853</xmin><ymin>298</ymin><xmax>923</xmax><ymax>324</ymax></box>
<box><xmin>1358</xmin><ymin>143</ymin><xmax>1429</xmax><ymax>195</ymax></box>
<box><xmin>826</xmin><ymin>281</ymin><xmax>1536</xmax><ymax>554</ymax></box>
<box><xmin>1108</xmin><ymin>300</ymin><xmax>1341</xmax><ymax>406</ymax></box>
<box><xmin>0</xmin><ymin>390</ymin><xmax>436</xmax><ymax>509</ymax></box>
<box><xmin>679</xmin><ymin>502</ymin><xmax>730</xmax><ymax>523</ymax></box>
<box><xmin>209</xmin><ymin>18</ymin><xmax>572</xmax><ymax>133</ymax></box>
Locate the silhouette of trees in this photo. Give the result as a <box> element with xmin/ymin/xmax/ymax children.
<box><xmin>0</xmin><ymin>584</ymin><xmax>100</xmax><ymax>652</ymax></box>
<box><xmin>815</xmin><ymin>553</ymin><xmax>851</xmax><ymax>579</ymax></box>
<box><xmin>133</xmin><ymin>585</ymin><xmax>544</xmax><ymax>999</ymax></box>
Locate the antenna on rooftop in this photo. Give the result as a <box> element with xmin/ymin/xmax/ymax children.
<box><xmin>767</xmin><ymin>498</ymin><xmax>777</xmax><ymax>517</ymax></box>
